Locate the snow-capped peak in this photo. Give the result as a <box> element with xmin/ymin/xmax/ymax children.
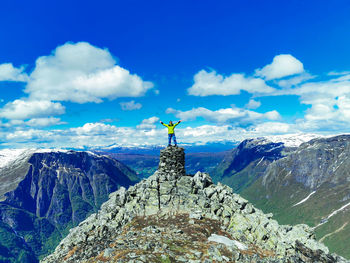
<box><xmin>0</xmin><ymin>148</ymin><xmax>100</xmax><ymax>170</ymax></box>
<box><xmin>0</xmin><ymin>149</ymin><xmax>32</xmax><ymax>169</ymax></box>
<box><xmin>263</xmin><ymin>133</ymin><xmax>325</xmax><ymax>147</ymax></box>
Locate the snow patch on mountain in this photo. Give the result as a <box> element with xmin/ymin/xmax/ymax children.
<box><xmin>208</xmin><ymin>234</ymin><xmax>248</xmax><ymax>250</ymax></box>
<box><xmin>293</xmin><ymin>191</ymin><xmax>316</xmax><ymax>207</ymax></box>
<box><xmin>315</xmin><ymin>201</ymin><xmax>350</xmax><ymax>228</ymax></box>
<box><xmin>264</xmin><ymin>133</ymin><xmax>326</xmax><ymax>147</ymax></box>
<box><xmin>326</xmin><ymin>202</ymin><xmax>350</xmax><ymax>221</ymax></box>
<box><xmin>0</xmin><ymin>148</ymin><xmax>101</xmax><ymax>170</ymax></box>
<box><xmin>0</xmin><ymin>149</ymin><xmax>33</xmax><ymax>169</ymax></box>
<box><xmin>256</xmin><ymin>157</ymin><xmax>265</xmax><ymax>166</ymax></box>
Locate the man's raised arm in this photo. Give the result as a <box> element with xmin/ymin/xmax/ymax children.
<box><xmin>174</xmin><ymin>120</ymin><xmax>182</xmax><ymax>127</ymax></box>
<box><xmin>160</xmin><ymin>121</ymin><xmax>167</xmax><ymax>127</ymax></box>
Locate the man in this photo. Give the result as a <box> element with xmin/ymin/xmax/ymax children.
<box><xmin>160</xmin><ymin>120</ymin><xmax>182</xmax><ymax>146</ymax></box>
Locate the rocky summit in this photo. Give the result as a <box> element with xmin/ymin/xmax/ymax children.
<box><xmin>42</xmin><ymin>146</ymin><xmax>349</xmax><ymax>263</ymax></box>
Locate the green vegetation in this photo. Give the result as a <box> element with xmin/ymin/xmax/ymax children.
<box><xmin>314</xmin><ymin>207</ymin><xmax>350</xmax><ymax>259</ymax></box>
<box><xmin>185</xmin><ymin>152</ymin><xmax>227</xmax><ymax>175</ymax></box>
<box><xmin>0</xmin><ymin>221</ymin><xmax>37</xmax><ymax>263</ymax></box>
<box><xmin>0</xmin><ymin>197</ymin><xmax>98</xmax><ymax>263</ymax></box>
<box><xmin>219</xmin><ymin>160</ymin><xmax>268</xmax><ymax>193</ymax></box>
<box><xmin>241</xmin><ymin>175</ymin><xmax>350</xmax><ymax>259</ymax></box>
<box><xmin>159</xmin><ymin>255</ymin><xmax>172</xmax><ymax>263</ymax></box>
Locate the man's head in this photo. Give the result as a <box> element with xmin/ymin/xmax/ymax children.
<box><xmin>169</xmin><ymin>120</ymin><xmax>173</xmax><ymax>125</ymax></box>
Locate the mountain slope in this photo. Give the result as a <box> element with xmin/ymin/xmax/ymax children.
<box><xmin>0</xmin><ymin>149</ymin><xmax>138</xmax><ymax>263</ymax></box>
<box><xmin>211</xmin><ymin>138</ymin><xmax>294</xmax><ymax>192</ymax></box>
<box><xmin>241</xmin><ymin>135</ymin><xmax>350</xmax><ymax>258</ymax></box>
<box><xmin>42</xmin><ymin>146</ymin><xmax>348</xmax><ymax>263</ymax></box>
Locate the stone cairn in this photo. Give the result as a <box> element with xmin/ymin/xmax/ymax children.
<box><xmin>158</xmin><ymin>146</ymin><xmax>185</xmax><ymax>180</ymax></box>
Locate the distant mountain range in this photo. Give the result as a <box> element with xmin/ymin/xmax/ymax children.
<box><xmin>0</xmin><ymin>149</ymin><xmax>138</xmax><ymax>263</ymax></box>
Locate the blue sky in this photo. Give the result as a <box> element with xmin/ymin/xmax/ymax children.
<box><xmin>1</xmin><ymin>0</ymin><xmax>350</xmax><ymax>148</ymax></box>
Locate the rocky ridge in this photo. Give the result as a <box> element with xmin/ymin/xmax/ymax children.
<box><xmin>42</xmin><ymin>146</ymin><xmax>348</xmax><ymax>262</ymax></box>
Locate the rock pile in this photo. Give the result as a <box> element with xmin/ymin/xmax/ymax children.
<box><xmin>158</xmin><ymin>146</ymin><xmax>185</xmax><ymax>180</ymax></box>
<box><xmin>41</xmin><ymin>147</ymin><xmax>349</xmax><ymax>263</ymax></box>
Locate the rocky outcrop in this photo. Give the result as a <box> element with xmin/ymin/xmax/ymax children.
<box><xmin>0</xmin><ymin>150</ymin><xmax>138</xmax><ymax>263</ymax></box>
<box><xmin>42</xmin><ymin>146</ymin><xmax>348</xmax><ymax>263</ymax></box>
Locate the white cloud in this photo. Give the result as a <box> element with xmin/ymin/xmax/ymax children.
<box><xmin>264</xmin><ymin>111</ymin><xmax>281</xmax><ymax>120</ymax></box>
<box><xmin>295</xmin><ymin>95</ymin><xmax>350</xmax><ymax>131</ymax></box>
<box><xmin>5</xmin><ymin>128</ymin><xmax>54</xmax><ymax>143</ymax></box>
<box><xmin>0</xmin><ymin>117</ymin><xmax>63</xmax><ymax>128</ymax></box>
<box><xmin>277</xmin><ymin>73</ymin><xmax>315</xmax><ymax>88</ymax></box>
<box><xmin>73</xmin><ymin>122</ymin><xmax>119</xmax><ymax>136</ymax></box>
<box><xmin>252</xmin><ymin>122</ymin><xmax>292</xmax><ymax>134</ymax></box>
<box><xmin>65</xmin><ymin>123</ymin><xmax>163</xmax><ymax>148</ymax></box>
<box><xmin>245</xmin><ymin>99</ymin><xmax>261</xmax><ymax>109</ymax></box>
<box><xmin>26</xmin><ymin>117</ymin><xmax>63</xmax><ymax>127</ymax></box>
<box><xmin>285</xmin><ymin>76</ymin><xmax>350</xmax><ymax>106</ymax></box>
<box><xmin>25</xmin><ymin>42</ymin><xmax>153</xmax><ymax>103</ymax></box>
<box><xmin>7</xmin><ymin>120</ymin><xmax>24</xmax><ymax>126</ymax></box>
<box><xmin>120</xmin><ymin>100</ymin><xmax>142</xmax><ymax>111</ymax></box>
<box><xmin>0</xmin><ymin>99</ymin><xmax>65</xmax><ymax>120</ymax></box>
<box><xmin>166</xmin><ymin>106</ymin><xmax>280</xmax><ymax>125</ymax></box>
<box><xmin>187</xmin><ymin>70</ymin><xmax>275</xmax><ymax>96</ymax></box>
<box><xmin>0</xmin><ymin>63</ymin><xmax>28</xmax><ymax>82</ymax></box>
<box><xmin>328</xmin><ymin>71</ymin><xmax>350</xmax><ymax>76</ymax></box>
<box><xmin>136</xmin><ymin>116</ymin><xmax>160</xmax><ymax>129</ymax></box>
<box><xmin>255</xmin><ymin>54</ymin><xmax>304</xmax><ymax>80</ymax></box>
<box><xmin>99</xmin><ymin>118</ymin><xmax>117</xmax><ymax>123</ymax></box>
